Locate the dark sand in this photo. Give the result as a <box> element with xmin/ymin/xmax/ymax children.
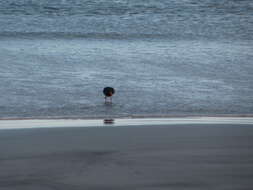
<box><xmin>1</xmin><ymin>124</ymin><xmax>253</xmax><ymax>190</ymax></box>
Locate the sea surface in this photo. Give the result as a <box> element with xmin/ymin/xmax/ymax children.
<box><xmin>0</xmin><ymin>0</ymin><xmax>253</xmax><ymax>118</ymax></box>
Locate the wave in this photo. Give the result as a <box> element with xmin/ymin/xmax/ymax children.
<box><xmin>1</xmin><ymin>31</ymin><xmax>251</xmax><ymax>41</ymax></box>
<box><xmin>0</xmin><ymin>31</ymin><xmax>190</xmax><ymax>40</ymax></box>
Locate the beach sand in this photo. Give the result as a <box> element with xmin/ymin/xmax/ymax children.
<box><xmin>1</xmin><ymin>120</ymin><xmax>253</xmax><ymax>189</ymax></box>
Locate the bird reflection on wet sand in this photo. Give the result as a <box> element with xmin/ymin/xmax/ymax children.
<box><xmin>103</xmin><ymin>118</ymin><xmax>115</xmax><ymax>124</ymax></box>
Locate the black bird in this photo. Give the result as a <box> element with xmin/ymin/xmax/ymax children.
<box><xmin>103</xmin><ymin>87</ymin><xmax>115</xmax><ymax>103</ymax></box>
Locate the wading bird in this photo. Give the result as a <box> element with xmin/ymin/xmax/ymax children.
<box><xmin>103</xmin><ymin>87</ymin><xmax>115</xmax><ymax>103</ymax></box>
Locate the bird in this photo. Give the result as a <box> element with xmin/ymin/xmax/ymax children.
<box><xmin>103</xmin><ymin>87</ymin><xmax>115</xmax><ymax>103</ymax></box>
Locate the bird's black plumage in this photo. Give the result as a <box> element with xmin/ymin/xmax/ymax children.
<box><xmin>103</xmin><ymin>87</ymin><xmax>115</xmax><ymax>97</ymax></box>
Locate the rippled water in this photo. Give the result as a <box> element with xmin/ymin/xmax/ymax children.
<box><xmin>1</xmin><ymin>0</ymin><xmax>253</xmax><ymax>39</ymax></box>
<box><xmin>0</xmin><ymin>0</ymin><xmax>253</xmax><ymax>118</ymax></box>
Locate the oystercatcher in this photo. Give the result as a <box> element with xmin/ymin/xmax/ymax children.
<box><xmin>103</xmin><ymin>87</ymin><xmax>115</xmax><ymax>103</ymax></box>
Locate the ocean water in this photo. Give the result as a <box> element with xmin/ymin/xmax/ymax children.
<box><xmin>0</xmin><ymin>0</ymin><xmax>253</xmax><ymax>118</ymax></box>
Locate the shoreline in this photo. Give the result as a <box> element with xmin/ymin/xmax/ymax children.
<box><xmin>1</xmin><ymin>113</ymin><xmax>253</xmax><ymax>120</ymax></box>
<box><xmin>1</xmin><ymin>116</ymin><xmax>253</xmax><ymax>130</ymax></box>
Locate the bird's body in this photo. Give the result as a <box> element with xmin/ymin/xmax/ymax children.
<box><xmin>103</xmin><ymin>87</ymin><xmax>115</xmax><ymax>103</ymax></box>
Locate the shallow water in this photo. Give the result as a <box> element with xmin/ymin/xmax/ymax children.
<box><xmin>1</xmin><ymin>38</ymin><xmax>252</xmax><ymax>118</ymax></box>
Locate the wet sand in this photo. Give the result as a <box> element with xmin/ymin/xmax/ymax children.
<box><xmin>1</xmin><ymin>117</ymin><xmax>253</xmax><ymax>129</ymax></box>
<box><xmin>1</xmin><ymin>122</ymin><xmax>253</xmax><ymax>189</ymax></box>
